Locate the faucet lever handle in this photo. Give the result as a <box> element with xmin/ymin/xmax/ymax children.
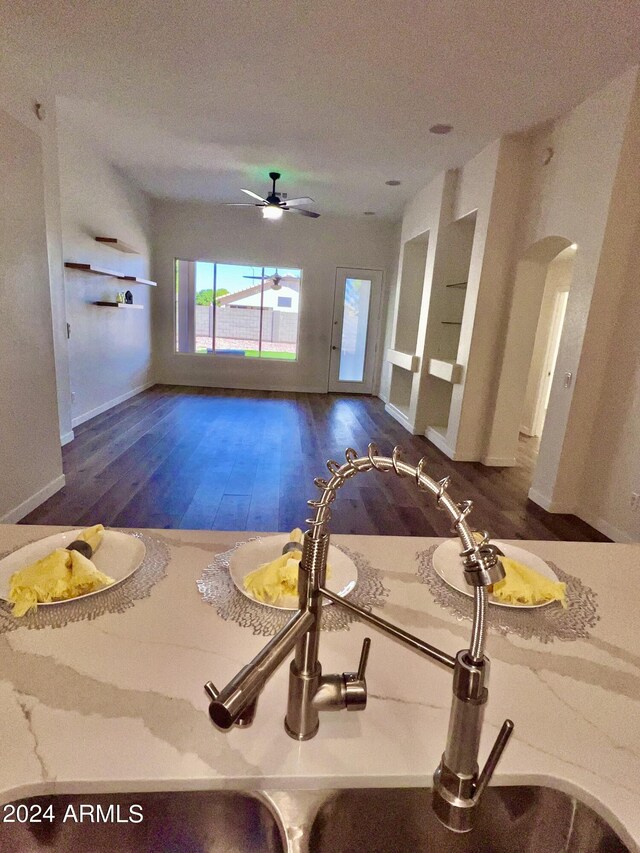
<box><xmin>357</xmin><ymin>637</ymin><xmax>371</xmax><ymax>681</ymax></box>
<box><xmin>204</xmin><ymin>681</ymin><xmax>219</xmax><ymax>701</ymax></box>
<box><xmin>473</xmin><ymin>718</ymin><xmax>514</xmax><ymax>803</ymax></box>
<box><xmin>343</xmin><ymin>637</ymin><xmax>371</xmax><ymax>712</ymax></box>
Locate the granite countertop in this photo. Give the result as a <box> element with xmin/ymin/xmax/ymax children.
<box><xmin>0</xmin><ymin>525</ymin><xmax>638</xmax><ymax>849</ymax></box>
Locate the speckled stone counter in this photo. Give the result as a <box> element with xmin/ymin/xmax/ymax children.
<box><xmin>0</xmin><ymin>526</ymin><xmax>638</xmax><ymax>850</ymax></box>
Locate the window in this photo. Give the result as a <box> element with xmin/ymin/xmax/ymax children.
<box><xmin>175</xmin><ymin>260</ymin><xmax>301</xmax><ymax>360</ymax></box>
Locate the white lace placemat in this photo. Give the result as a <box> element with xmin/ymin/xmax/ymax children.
<box><xmin>417</xmin><ymin>544</ymin><xmax>599</xmax><ymax>643</ymax></box>
<box><xmin>197</xmin><ymin>541</ymin><xmax>390</xmax><ymax>636</ymax></box>
<box><xmin>0</xmin><ymin>532</ymin><xmax>169</xmax><ymax>633</ymax></box>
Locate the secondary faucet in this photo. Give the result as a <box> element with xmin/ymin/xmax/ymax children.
<box><xmin>205</xmin><ymin>444</ymin><xmax>514</xmax><ymax>833</ymax></box>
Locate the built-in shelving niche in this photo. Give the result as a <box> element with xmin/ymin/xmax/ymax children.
<box><xmin>388</xmin><ymin>364</ymin><xmax>413</xmax><ymax>425</ymax></box>
<box><xmin>385</xmin><ymin>230</ymin><xmax>430</xmax><ymax>429</ymax></box>
<box><xmin>393</xmin><ymin>230</ymin><xmax>429</xmax><ymax>356</ymax></box>
<box><xmin>425</xmin><ymin>210</ymin><xmax>477</xmax><ymax>436</ymax></box>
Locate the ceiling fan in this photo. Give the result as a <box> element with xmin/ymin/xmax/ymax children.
<box><xmin>243</xmin><ymin>269</ymin><xmax>299</xmax><ymax>290</ymax></box>
<box><xmin>226</xmin><ymin>171</ymin><xmax>320</xmax><ymax>220</ymax></box>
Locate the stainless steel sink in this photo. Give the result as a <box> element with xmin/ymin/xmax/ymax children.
<box><xmin>0</xmin><ymin>786</ymin><xmax>631</xmax><ymax>853</ymax></box>
<box><xmin>307</xmin><ymin>786</ymin><xmax>631</xmax><ymax>853</ymax></box>
<box><xmin>0</xmin><ymin>790</ymin><xmax>286</xmax><ymax>852</ymax></box>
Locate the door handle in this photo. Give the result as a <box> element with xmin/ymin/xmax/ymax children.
<box><xmin>332</xmin><ymin>346</ymin><xmax>338</xmax><ymax>351</ymax></box>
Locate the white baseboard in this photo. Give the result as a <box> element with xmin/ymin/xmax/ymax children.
<box><xmin>71</xmin><ymin>381</ymin><xmax>155</xmax><ymax>428</ymax></box>
<box><xmin>574</xmin><ymin>509</ymin><xmax>635</xmax><ymax>543</ymax></box>
<box><xmin>481</xmin><ymin>455</ymin><xmax>517</xmax><ymax>467</ymax></box>
<box><xmin>165</xmin><ymin>378</ymin><xmax>327</xmax><ymax>394</ymax></box>
<box><xmin>60</xmin><ymin>430</ymin><xmax>75</xmax><ymax>446</ymax></box>
<box><xmin>526</xmin><ymin>490</ymin><xmax>634</xmax><ymax>542</ymax></box>
<box><xmin>378</xmin><ymin>391</ymin><xmax>389</xmax><ymax>404</ymax></box>
<box><xmin>527</xmin><ymin>487</ymin><xmax>574</xmax><ymax>514</ymax></box>
<box><xmin>424</xmin><ymin>427</ymin><xmax>483</xmax><ymax>462</ymax></box>
<box><xmin>384</xmin><ymin>403</ymin><xmax>418</xmax><ymax>434</ymax></box>
<box><xmin>425</xmin><ymin>426</ymin><xmax>455</xmax><ymax>458</ymax></box>
<box><xmin>529</xmin><ymin>489</ymin><xmax>638</xmax><ymax>543</ymax></box>
<box><xmin>0</xmin><ymin>474</ymin><xmax>66</xmax><ymax>523</ymax></box>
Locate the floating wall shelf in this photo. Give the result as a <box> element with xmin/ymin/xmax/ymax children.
<box><xmin>93</xmin><ymin>301</ymin><xmax>143</xmax><ymax>309</ymax></box>
<box><xmin>446</xmin><ymin>281</ymin><xmax>467</xmax><ymax>289</ymax></box>
<box><xmin>65</xmin><ymin>262</ymin><xmax>157</xmax><ymax>286</ymax></box>
<box><xmin>65</xmin><ymin>262</ymin><xmax>121</xmax><ymax>277</ymax></box>
<box><xmin>385</xmin><ymin>348</ymin><xmax>420</xmax><ymax>372</ymax></box>
<box><xmin>117</xmin><ymin>274</ymin><xmax>157</xmax><ymax>287</ymax></box>
<box><xmin>441</xmin><ymin>321</ymin><xmax>462</xmax><ymax>325</ymax></box>
<box><xmin>428</xmin><ymin>358</ymin><xmax>464</xmax><ymax>384</ymax></box>
<box><xmin>95</xmin><ymin>237</ymin><xmax>140</xmax><ymax>254</ymax></box>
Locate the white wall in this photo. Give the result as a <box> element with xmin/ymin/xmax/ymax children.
<box><xmin>57</xmin><ymin>125</ymin><xmax>154</xmax><ymax>426</ymax></box>
<box><xmin>151</xmin><ymin>201</ymin><xmax>397</xmax><ymax>393</ymax></box>
<box><xmin>0</xmin><ymin>52</ymin><xmax>73</xmax><ymax>447</ymax></box>
<box><xmin>0</xmin><ymin>56</ymin><xmax>65</xmax><ymax>521</ymax></box>
<box><xmin>570</xmin><ymin>71</ymin><xmax>640</xmax><ymax>541</ymax></box>
<box><xmin>583</xmin><ymin>217</ymin><xmax>640</xmax><ymax>541</ymax></box>
<box><xmin>520</xmin><ymin>69</ymin><xmax>639</xmax><ymax>523</ymax></box>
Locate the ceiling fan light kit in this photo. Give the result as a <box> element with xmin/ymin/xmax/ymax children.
<box><xmin>262</xmin><ymin>205</ymin><xmax>283</xmax><ymax>220</ymax></box>
<box><xmin>226</xmin><ymin>171</ymin><xmax>320</xmax><ymax>219</ymax></box>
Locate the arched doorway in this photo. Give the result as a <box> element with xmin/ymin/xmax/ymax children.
<box><xmin>520</xmin><ymin>244</ymin><xmax>576</xmax><ymax>443</ymax></box>
<box><xmin>484</xmin><ymin>236</ymin><xmax>576</xmax><ymax>488</ymax></box>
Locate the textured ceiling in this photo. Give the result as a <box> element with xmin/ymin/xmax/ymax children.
<box><xmin>2</xmin><ymin>0</ymin><xmax>640</xmax><ymax>217</ymax></box>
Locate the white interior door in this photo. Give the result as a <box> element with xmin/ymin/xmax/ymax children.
<box><xmin>328</xmin><ymin>268</ymin><xmax>383</xmax><ymax>393</ymax></box>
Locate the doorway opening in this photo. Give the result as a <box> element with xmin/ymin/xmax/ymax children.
<box><xmin>518</xmin><ymin>244</ymin><xmax>576</xmax><ymax>477</ymax></box>
<box><xmin>485</xmin><ymin>236</ymin><xmax>576</xmax><ymax>487</ymax></box>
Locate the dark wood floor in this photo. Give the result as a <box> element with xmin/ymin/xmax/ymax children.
<box><xmin>22</xmin><ymin>385</ymin><xmax>608</xmax><ymax>540</ymax></box>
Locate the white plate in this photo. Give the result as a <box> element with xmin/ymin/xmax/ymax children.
<box><xmin>229</xmin><ymin>534</ymin><xmax>358</xmax><ymax>611</ymax></box>
<box><xmin>432</xmin><ymin>539</ymin><xmax>560</xmax><ymax>609</ymax></box>
<box><xmin>0</xmin><ymin>529</ymin><xmax>146</xmax><ymax>608</ymax></box>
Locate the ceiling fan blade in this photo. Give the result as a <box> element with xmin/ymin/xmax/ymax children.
<box><xmin>225</xmin><ymin>202</ymin><xmax>260</xmax><ymax>207</ymax></box>
<box><xmin>287</xmin><ymin>207</ymin><xmax>320</xmax><ymax>218</ymax></box>
<box><xmin>243</xmin><ymin>274</ymin><xmax>270</xmax><ymax>279</ymax></box>
<box><xmin>241</xmin><ymin>188</ymin><xmax>267</xmax><ymax>202</ymax></box>
<box><xmin>283</xmin><ymin>197</ymin><xmax>315</xmax><ymax>207</ymax></box>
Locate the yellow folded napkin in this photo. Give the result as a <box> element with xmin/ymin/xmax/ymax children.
<box><xmin>491</xmin><ymin>556</ymin><xmax>566</xmax><ymax>608</ymax></box>
<box><xmin>243</xmin><ymin>528</ymin><xmax>331</xmax><ymax>605</ymax></box>
<box><xmin>74</xmin><ymin>523</ymin><xmax>105</xmax><ymax>553</ymax></box>
<box><xmin>8</xmin><ymin>525</ymin><xmax>114</xmax><ymax>617</ymax></box>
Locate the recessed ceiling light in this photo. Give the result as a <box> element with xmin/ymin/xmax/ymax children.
<box><xmin>429</xmin><ymin>124</ymin><xmax>453</xmax><ymax>135</ymax></box>
<box><xmin>385</xmin><ymin>180</ymin><xmax>401</xmax><ymax>186</ymax></box>
<box><xmin>364</xmin><ymin>211</ymin><xmax>376</xmax><ymax>215</ymax></box>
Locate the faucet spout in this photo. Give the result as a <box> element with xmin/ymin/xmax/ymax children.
<box><xmin>206</xmin><ymin>608</ymin><xmax>314</xmax><ymax>729</ymax></box>
<box><xmin>432</xmin><ymin>650</ymin><xmax>514</xmax><ymax>832</ymax></box>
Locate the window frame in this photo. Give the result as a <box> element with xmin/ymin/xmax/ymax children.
<box><xmin>173</xmin><ymin>257</ymin><xmax>303</xmax><ymax>362</ymax></box>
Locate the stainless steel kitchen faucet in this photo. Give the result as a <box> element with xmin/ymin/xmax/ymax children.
<box><xmin>205</xmin><ymin>444</ymin><xmax>514</xmax><ymax>833</ymax></box>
